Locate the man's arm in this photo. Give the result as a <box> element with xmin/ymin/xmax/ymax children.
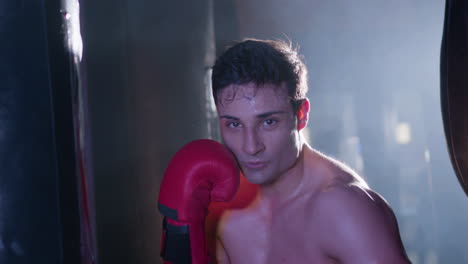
<box><xmin>310</xmin><ymin>185</ymin><xmax>411</xmax><ymax>264</ymax></box>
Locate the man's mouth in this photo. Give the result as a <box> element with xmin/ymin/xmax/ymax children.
<box><xmin>244</xmin><ymin>160</ymin><xmax>267</xmax><ymax>169</ymax></box>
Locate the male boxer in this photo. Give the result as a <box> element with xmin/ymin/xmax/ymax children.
<box><xmin>211</xmin><ymin>39</ymin><xmax>411</xmax><ymax>263</ymax></box>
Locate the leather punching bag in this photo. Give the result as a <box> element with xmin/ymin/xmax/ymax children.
<box><xmin>441</xmin><ymin>0</ymin><xmax>468</xmax><ymax>197</ymax></box>
<box><xmin>0</xmin><ymin>0</ymin><xmax>94</xmax><ymax>263</ymax></box>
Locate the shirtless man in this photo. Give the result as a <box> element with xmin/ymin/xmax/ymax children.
<box><xmin>210</xmin><ymin>39</ymin><xmax>411</xmax><ymax>263</ymax></box>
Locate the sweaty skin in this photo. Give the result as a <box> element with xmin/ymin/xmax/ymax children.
<box><xmin>215</xmin><ymin>83</ymin><xmax>410</xmax><ymax>264</ymax></box>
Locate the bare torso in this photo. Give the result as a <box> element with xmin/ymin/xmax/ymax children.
<box><xmin>217</xmin><ymin>145</ymin><xmax>407</xmax><ymax>264</ymax></box>
<box><xmin>221</xmin><ymin>192</ymin><xmax>338</xmax><ymax>264</ymax></box>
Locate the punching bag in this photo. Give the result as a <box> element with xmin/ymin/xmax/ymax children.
<box><xmin>441</xmin><ymin>0</ymin><xmax>468</xmax><ymax>197</ymax></box>
<box><xmin>0</xmin><ymin>0</ymin><xmax>94</xmax><ymax>263</ymax></box>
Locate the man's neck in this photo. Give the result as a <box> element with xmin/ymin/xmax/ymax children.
<box><xmin>258</xmin><ymin>143</ymin><xmax>309</xmax><ymax>207</ymax></box>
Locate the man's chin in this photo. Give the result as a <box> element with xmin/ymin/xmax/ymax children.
<box><xmin>242</xmin><ymin>170</ymin><xmax>273</xmax><ymax>185</ymax></box>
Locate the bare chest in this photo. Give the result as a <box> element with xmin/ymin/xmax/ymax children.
<box><xmin>225</xmin><ymin>201</ymin><xmax>335</xmax><ymax>264</ymax></box>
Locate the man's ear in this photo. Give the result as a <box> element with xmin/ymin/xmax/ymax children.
<box><xmin>297</xmin><ymin>98</ymin><xmax>310</xmax><ymax>131</ymax></box>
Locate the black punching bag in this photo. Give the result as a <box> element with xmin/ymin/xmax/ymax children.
<box><xmin>0</xmin><ymin>0</ymin><xmax>92</xmax><ymax>263</ymax></box>
<box><xmin>441</xmin><ymin>0</ymin><xmax>468</xmax><ymax>197</ymax></box>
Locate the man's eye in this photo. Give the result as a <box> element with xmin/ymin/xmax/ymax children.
<box><xmin>264</xmin><ymin>119</ymin><xmax>277</xmax><ymax>126</ymax></box>
<box><xmin>228</xmin><ymin>122</ymin><xmax>241</xmax><ymax>128</ymax></box>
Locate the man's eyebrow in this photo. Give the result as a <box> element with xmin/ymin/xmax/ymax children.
<box><xmin>220</xmin><ymin>111</ymin><xmax>286</xmax><ymax>120</ymax></box>
<box><xmin>219</xmin><ymin>115</ymin><xmax>239</xmax><ymax>120</ymax></box>
<box><xmin>256</xmin><ymin>111</ymin><xmax>287</xmax><ymax>118</ymax></box>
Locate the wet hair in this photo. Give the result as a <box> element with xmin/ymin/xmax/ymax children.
<box><xmin>211</xmin><ymin>38</ymin><xmax>308</xmax><ymax>113</ymax></box>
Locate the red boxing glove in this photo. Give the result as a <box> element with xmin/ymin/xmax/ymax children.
<box><xmin>158</xmin><ymin>139</ymin><xmax>240</xmax><ymax>264</ymax></box>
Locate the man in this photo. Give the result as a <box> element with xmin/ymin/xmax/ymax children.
<box><xmin>210</xmin><ymin>39</ymin><xmax>410</xmax><ymax>263</ymax></box>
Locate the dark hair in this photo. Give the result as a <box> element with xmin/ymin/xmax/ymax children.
<box><xmin>211</xmin><ymin>38</ymin><xmax>308</xmax><ymax>113</ymax></box>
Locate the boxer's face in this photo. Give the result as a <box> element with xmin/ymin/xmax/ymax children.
<box><xmin>216</xmin><ymin>82</ymin><xmax>302</xmax><ymax>185</ymax></box>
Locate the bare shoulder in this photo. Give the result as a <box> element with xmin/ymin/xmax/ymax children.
<box><xmin>307</xmin><ymin>177</ymin><xmax>410</xmax><ymax>263</ymax></box>
<box><xmin>216</xmin><ymin>207</ymin><xmax>258</xmax><ymax>245</ymax></box>
<box><xmin>216</xmin><ymin>209</ymin><xmax>242</xmax><ymax>241</ymax></box>
<box><xmin>309</xmin><ymin>150</ymin><xmax>389</xmax><ymax>218</ymax></box>
<box><xmin>215</xmin><ymin>207</ymin><xmax>264</xmax><ymax>264</ymax></box>
<box><xmin>311</xmin><ymin>181</ymin><xmax>393</xmax><ymax>230</ymax></box>
<box><xmin>215</xmin><ymin>210</ymin><xmax>243</xmax><ymax>264</ymax></box>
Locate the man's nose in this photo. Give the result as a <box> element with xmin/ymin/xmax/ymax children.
<box><xmin>242</xmin><ymin>129</ymin><xmax>265</xmax><ymax>156</ymax></box>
